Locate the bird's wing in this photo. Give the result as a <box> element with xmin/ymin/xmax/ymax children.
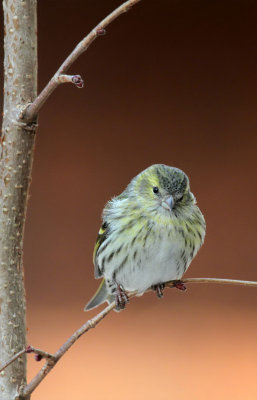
<box><xmin>93</xmin><ymin>221</ymin><xmax>109</xmax><ymax>278</ymax></box>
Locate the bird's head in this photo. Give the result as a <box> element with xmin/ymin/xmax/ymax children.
<box><xmin>127</xmin><ymin>164</ymin><xmax>196</xmax><ymax>217</ymax></box>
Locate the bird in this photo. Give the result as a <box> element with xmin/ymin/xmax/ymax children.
<box><xmin>85</xmin><ymin>164</ymin><xmax>206</xmax><ymax>311</ymax></box>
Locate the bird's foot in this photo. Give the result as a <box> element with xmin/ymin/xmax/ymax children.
<box><xmin>152</xmin><ymin>283</ymin><xmax>165</xmax><ymax>298</ymax></box>
<box><xmin>172</xmin><ymin>280</ymin><xmax>187</xmax><ymax>291</ymax></box>
<box><xmin>115</xmin><ymin>284</ymin><xmax>129</xmax><ymax>310</ymax></box>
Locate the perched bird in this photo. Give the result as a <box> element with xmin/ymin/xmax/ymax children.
<box><xmin>85</xmin><ymin>164</ymin><xmax>206</xmax><ymax>311</ymax></box>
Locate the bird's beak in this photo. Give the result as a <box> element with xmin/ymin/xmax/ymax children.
<box><xmin>162</xmin><ymin>195</ymin><xmax>174</xmax><ymax>211</ymax></box>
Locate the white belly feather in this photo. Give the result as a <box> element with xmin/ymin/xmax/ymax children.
<box><xmin>118</xmin><ymin>235</ymin><xmax>187</xmax><ymax>292</ymax></box>
<box><xmin>100</xmin><ymin>228</ymin><xmax>193</xmax><ymax>294</ymax></box>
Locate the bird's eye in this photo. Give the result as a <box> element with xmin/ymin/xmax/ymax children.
<box><xmin>153</xmin><ymin>187</ymin><xmax>159</xmax><ymax>194</ymax></box>
<box><xmin>177</xmin><ymin>195</ymin><xmax>184</xmax><ymax>202</ymax></box>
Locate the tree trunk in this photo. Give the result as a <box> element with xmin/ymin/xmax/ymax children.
<box><xmin>0</xmin><ymin>1</ymin><xmax>37</xmax><ymax>399</ymax></box>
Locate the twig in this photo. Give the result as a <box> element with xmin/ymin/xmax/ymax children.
<box><xmin>0</xmin><ymin>349</ymin><xmax>26</xmax><ymax>374</ymax></box>
<box><xmin>0</xmin><ymin>346</ymin><xmax>55</xmax><ymax>374</ymax></box>
<box><xmin>25</xmin><ymin>345</ymin><xmax>55</xmax><ymax>362</ymax></box>
<box><xmin>180</xmin><ymin>277</ymin><xmax>257</xmax><ymax>288</ymax></box>
<box><xmin>21</xmin><ymin>302</ymin><xmax>116</xmax><ymax>397</ymax></box>
<box><xmin>16</xmin><ymin>276</ymin><xmax>257</xmax><ymax>397</ymax></box>
<box><xmin>55</xmin><ymin>74</ymin><xmax>84</xmax><ymax>88</ymax></box>
<box><xmin>22</xmin><ymin>0</ymin><xmax>141</xmax><ymax>122</ymax></box>
<box><xmin>1</xmin><ymin>277</ymin><xmax>256</xmax><ymax>388</ymax></box>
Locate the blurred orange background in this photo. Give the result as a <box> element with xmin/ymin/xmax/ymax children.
<box><xmin>1</xmin><ymin>0</ymin><xmax>257</xmax><ymax>399</ymax></box>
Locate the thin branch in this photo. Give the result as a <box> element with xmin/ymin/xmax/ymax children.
<box><xmin>56</xmin><ymin>74</ymin><xmax>84</xmax><ymax>88</ymax></box>
<box><xmin>181</xmin><ymin>277</ymin><xmax>257</xmax><ymax>288</ymax></box>
<box><xmin>2</xmin><ymin>277</ymin><xmax>256</xmax><ymax>383</ymax></box>
<box><xmin>17</xmin><ymin>276</ymin><xmax>257</xmax><ymax>397</ymax></box>
<box><xmin>25</xmin><ymin>345</ymin><xmax>55</xmax><ymax>362</ymax></box>
<box><xmin>0</xmin><ymin>346</ymin><xmax>55</xmax><ymax>374</ymax></box>
<box><xmin>21</xmin><ymin>302</ymin><xmax>116</xmax><ymax>397</ymax></box>
<box><xmin>0</xmin><ymin>349</ymin><xmax>26</xmax><ymax>374</ymax></box>
<box><xmin>22</xmin><ymin>0</ymin><xmax>141</xmax><ymax>122</ymax></box>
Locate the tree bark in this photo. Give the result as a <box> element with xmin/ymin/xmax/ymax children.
<box><xmin>0</xmin><ymin>1</ymin><xmax>37</xmax><ymax>399</ymax></box>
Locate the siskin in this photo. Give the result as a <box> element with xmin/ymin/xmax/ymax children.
<box><xmin>85</xmin><ymin>164</ymin><xmax>206</xmax><ymax>311</ymax></box>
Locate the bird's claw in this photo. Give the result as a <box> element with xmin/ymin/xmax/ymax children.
<box><xmin>115</xmin><ymin>285</ymin><xmax>129</xmax><ymax>310</ymax></box>
<box><xmin>152</xmin><ymin>283</ymin><xmax>165</xmax><ymax>298</ymax></box>
<box><xmin>172</xmin><ymin>280</ymin><xmax>187</xmax><ymax>291</ymax></box>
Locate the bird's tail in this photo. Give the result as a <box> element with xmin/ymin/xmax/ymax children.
<box><xmin>84</xmin><ymin>279</ymin><xmax>113</xmax><ymax>311</ymax></box>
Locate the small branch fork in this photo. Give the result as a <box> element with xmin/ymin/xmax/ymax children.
<box><xmin>0</xmin><ymin>277</ymin><xmax>256</xmax><ymax>398</ymax></box>
<box><xmin>21</xmin><ymin>0</ymin><xmax>142</xmax><ymax>122</ymax></box>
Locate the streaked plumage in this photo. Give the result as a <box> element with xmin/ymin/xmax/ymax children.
<box><xmin>85</xmin><ymin>164</ymin><xmax>206</xmax><ymax>311</ymax></box>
